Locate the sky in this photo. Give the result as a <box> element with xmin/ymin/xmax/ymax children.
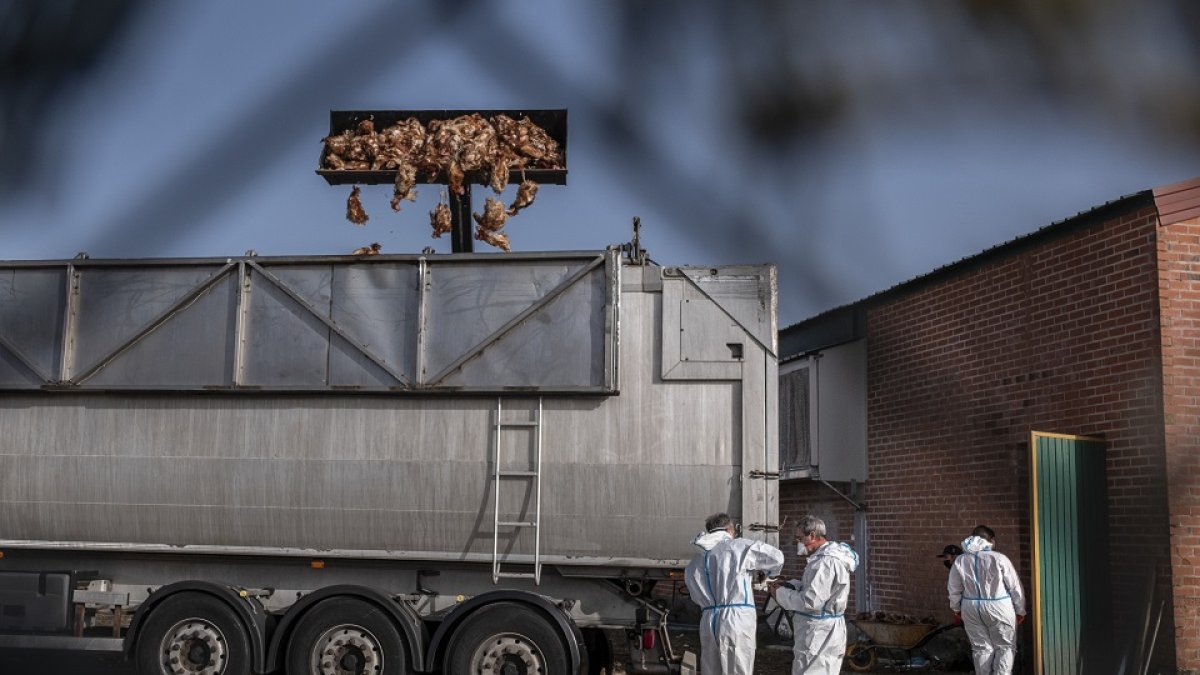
<box><xmin>1</xmin><ymin>1</ymin><xmax>1197</xmax><ymax>326</ymax></box>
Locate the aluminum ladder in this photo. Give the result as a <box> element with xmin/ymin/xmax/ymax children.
<box><xmin>491</xmin><ymin>397</ymin><xmax>543</xmax><ymax>584</ymax></box>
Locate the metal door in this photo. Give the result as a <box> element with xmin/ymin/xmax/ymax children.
<box><xmin>1030</xmin><ymin>432</ymin><xmax>1111</xmax><ymax>675</ymax></box>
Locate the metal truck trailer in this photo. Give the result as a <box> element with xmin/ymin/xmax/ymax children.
<box><xmin>0</xmin><ymin>248</ymin><xmax>778</xmax><ymax>674</ymax></box>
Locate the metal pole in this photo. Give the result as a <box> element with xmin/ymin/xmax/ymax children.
<box><xmin>450</xmin><ymin>183</ymin><xmax>474</xmax><ymax>253</ymax></box>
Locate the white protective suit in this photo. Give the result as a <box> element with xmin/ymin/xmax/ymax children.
<box><xmin>948</xmin><ymin>535</ymin><xmax>1026</xmax><ymax>675</ymax></box>
<box><xmin>684</xmin><ymin>529</ymin><xmax>784</xmax><ymax>675</ymax></box>
<box><xmin>774</xmin><ymin>541</ymin><xmax>859</xmax><ymax>675</ymax></box>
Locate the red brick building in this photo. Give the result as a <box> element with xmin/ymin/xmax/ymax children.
<box><xmin>777</xmin><ymin>177</ymin><xmax>1200</xmax><ymax>673</ymax></box>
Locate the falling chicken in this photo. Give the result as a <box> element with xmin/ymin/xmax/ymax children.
<box><xmin>346</xmin><ymin>186</ymin><xmax>369</xmax><ymax>225</ymax></box>
<box><xmin>351</xmin><ymin>242</ymin><xmax>382</xmax><ymax>256</ymax></box>
<box><xmin>473</xmin><ymin>197</ymin><xmax>507</xmax><ymax>232</ymax></box>
<box><xmin>488</xmin><ymin>154</ymin><xmax>511</xmax><ymax>194</ymax></box>
<box><xmin>507</xmin><ymin>180</ymin><xmax>539</xmax><ymax>216</ymax></box>
<box><xmin>475</xmin><ymin>228</ymin><xmax>511</xmax><ymax>252</ymax></box>
<box><xmin>430</xmin><ymin>201</ymin><xmax>452</xmax><ymax>238</ymax></box>
<box><xmin>390</xmin><ymin>162</ymin><xmax>418</xmax><ymax>211</ymax></box>
<box><xmin>472</xmin><ymin>197</ymin><xmax>511</xmax><ymax>252</ymax></box>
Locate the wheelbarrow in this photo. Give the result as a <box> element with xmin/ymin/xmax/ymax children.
<box><xmin>844</xmin><ymin>619</ymin><xmax>970</xmax><ymax>672</ymax></box>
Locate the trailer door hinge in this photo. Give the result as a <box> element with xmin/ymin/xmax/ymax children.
<box><xmin>746</xmin><ymin>523</ymin><xmax>779</xmax><ymax>533</ymax></box>
<box><xmin>747</xmin><ymin>470</ymin><xmax>780</xmax><ymax>480</ymax></box>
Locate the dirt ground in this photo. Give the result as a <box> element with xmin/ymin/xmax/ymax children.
<box><xmin>611</xmin><ymin>626</ymin><xmax>975</xmax><ymax>674</ymax></box>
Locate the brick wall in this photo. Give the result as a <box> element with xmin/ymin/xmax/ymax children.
<box><xmin>797</xmin><ymin>206</ymin><xmax>1174</xmax><ymax>666</ymax></box>
<box><xmin>777</xmin><ymin>479</ymin><xmax>861</xmax><ymax>611</ymax></box>
<box><xmin>1160</xmin><ymin>216</ymin><xmax>1200</xmax><ymax>670</ymax></box>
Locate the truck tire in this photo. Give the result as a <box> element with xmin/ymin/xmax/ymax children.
<box><xmin>134</xmin><ymin>591</ymin><xmax>252</xmax><ymax>675</ymax></box>
<box><xmin>445</xmin><ymin>602</ymin><xmax>570</xmax><ymax>675</ymax></box>
<box><xmin>285</xmin><ymin>596</ymin><xmax>412</xmax><ymax>675</ymax></box>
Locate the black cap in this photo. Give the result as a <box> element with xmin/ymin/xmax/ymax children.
<box><xmin>936</xmin><ymin>544</ymin><xmax>963</xmax><ymax>558</ymax></box>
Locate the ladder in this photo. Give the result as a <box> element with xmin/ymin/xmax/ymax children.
<box><xmin>491</xmin><ymin>397</ymin><xmax>543</xmax><ymax>584</ymax></box>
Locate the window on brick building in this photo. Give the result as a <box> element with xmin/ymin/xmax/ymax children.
<box><xmin>779</xmin><ymin>340</ymin><xmax>867</xmax><ymax>482</ymax></box>
<box><xmin>780</xmin><ymin>360</ymin><xmax>814</xmax><ymax>476</ymax></box>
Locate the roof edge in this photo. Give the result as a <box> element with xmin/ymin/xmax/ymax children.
<box><xmin>1153</xmin><ymin>176</ymin><xmax>1200</xmax><ymax>226</ymax></box>
<box><xmin>781</xmin><ymin>188</ymin><xmax>1157</xmax><ymax>353</ymax></box>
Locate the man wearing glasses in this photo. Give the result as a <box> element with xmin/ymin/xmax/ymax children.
<box><xmin>770</xmin><ymin>515</ymin><xmax>859</xmax><ymax>674</ymax></box>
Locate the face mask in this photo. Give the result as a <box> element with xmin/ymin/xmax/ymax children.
<box><xmin>797</xmin><ymin>541</ymin><xmax>809</xmax><ymax>556</ymax></box>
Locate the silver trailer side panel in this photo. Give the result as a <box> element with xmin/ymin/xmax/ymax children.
<box><xmin>0</xmin><ymin>253</ymin><xmax>777</xmax><ymax>568</ymax></box>
<box><xmin>0</xmin><ymin>251</ymin><xmax>616</xmax><ymax>393</ymax></box>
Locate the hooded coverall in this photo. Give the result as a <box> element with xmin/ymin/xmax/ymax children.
<box><xmin>774</xmin><ymin>541</ymin><xmax>859</xmax><ymax>675</ymax></box>
<box><xmin>684</xmin><ymin>530</ymin><xmax>784</xmax><ymax>675</ymax></box>
<box><xmin>948</xmin><ymin>535</ymin><xmax>1026</xmax><ymax>675</ymax></box>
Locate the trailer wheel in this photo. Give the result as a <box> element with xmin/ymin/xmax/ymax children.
<box><xmin>134</xmin><ymin>592</ymin><xmax>251</xmax><ymax>675</ymax></box>
<box><xmin>445</xmin><ymin>602</ymin><xmax>569</xmax><ymax>675</ymax></box>
<box><xmin>285</xmin><ymin>596</ymin><xmax>411</xmax><ymax>675</ymax></box>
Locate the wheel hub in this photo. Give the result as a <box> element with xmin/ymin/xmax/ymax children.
<box><xmin>311</xmin><ymin>624</ymin><xmax>383</xmax><ymax>675</ymax></box>
<box><xmin>160</xmin><ymin>619</ymin><xmax>228</xmax><ymax>675</ymax></box>
<box><xmin>470</xmin><ymin>634</ymin><xmax>543</xmax><ymax>675</ymax></box>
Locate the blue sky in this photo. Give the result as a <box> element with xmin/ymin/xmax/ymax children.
<box><xmin>2</xmin><ymin>1</ymin><xmax>1196</xmax><ymax>324</ymax></box>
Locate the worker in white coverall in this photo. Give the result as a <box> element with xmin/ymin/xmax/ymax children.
<box><xmin>770</xmin><ymin>515</ymin><xmax>859</xmax><ymax>675</ymax></box>
<box><xmin>948</xmin><ymin>524</ymin><xmax>1026</xmax><ymax>675</ymax></box>
<box><xmin>684</xmin><ymin>512</ymin><xmax>784</xmax><ymax>675</ymax></box>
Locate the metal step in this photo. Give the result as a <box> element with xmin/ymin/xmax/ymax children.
<box><xmin>495</xmin><ymin>572</ymin><xmax>538</xmax><ymax>580</ymax></box>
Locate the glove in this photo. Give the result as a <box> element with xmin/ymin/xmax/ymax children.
<box><xmin>953</xmin><ymin>612</ymin><xmax>962</xmax><ymax>625</ymax></box>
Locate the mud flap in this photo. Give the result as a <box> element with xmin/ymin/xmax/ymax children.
<box><xmin>679</xmin><ymin>650</ymin><xmax>698</xmax><ymax>675</ymax></box>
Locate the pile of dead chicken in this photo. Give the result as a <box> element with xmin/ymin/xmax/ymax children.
<box><xmin>323</xmin><ymin>114</ymin><xmax>562</xmax><ymax>252</ymax></box>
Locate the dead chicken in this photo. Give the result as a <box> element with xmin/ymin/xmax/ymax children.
<box><xmin>321</xmin><ymin>130</ymin><xmax>355</xmax><ymax>169</ymax></box>
<box><xmin>488</xmin><ymin>153</ymin><xmax>511</xmax><ymax>194</ymax></box>
<box><xmin>507</xmin><ymin>179</ymin><xmax>539</xmax><ymax>216</ymax></box>
<box><xmin>494</xmin><ymin>115</ymin><xmax>563</xmax><ymax>169</ymax></box>
<box><xmin>346</xmin><ymin>186</ymin><xmax>369</xmax><ymax>225</ymax></box>
<box><xmin>349</xmin><ymin>118</ymin><xmax>379</xmax><ymax>168</ymax></box>
<box><xmin>429</xmin><ymin>201</ymin><xmax>452</xmax><ymax>238</ymax></box>
<box><xmin>422</xmin><ymin>114</ymin><xmax>497</xmax><ymax>195</ymax></box>
<box><xmin>472</xmin><ymin>197</ymin><xmax>511</xmax><ymax>252</ymax></box>
<box><xmin>376</xmin><ymin>117</ymin><xmax>426</xmax><ymax>170</ymax></box>
<box><xmin>475</xmin><ymin>227</ymin><xmax>511</xmax><ymax>252</ymax></box>
<box><xmin>454</xmin><ymin>113</ymin><xmax>496</xmax><ymax>173</ymax></box>
<box><xmin>323</xmin><ymin>151</ymin><xmax>345</xmax><ymax>170</ymax></box>
<box><xmin>417</xmin><ymin>118</ymin><xmax>453</xmax><ymax>179</ymax></box>
<box><xmin>351</xmin><ymin>242</ymin><xmax>382</xmax><ymax>256</ymax></box>
<box><xmin>380</xmin><ymin>117</ymin><xmax>426</xmax><ymax>155</ymax></box>
<box><xmin>473</xmin><ymin>197</ymin><xmax>508</xmax><ymax>232</ymax></box>
<box><xmin>390</xmin><ymin>161</ymin><xmax>418</xmax><ymax>211</ymax></box>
